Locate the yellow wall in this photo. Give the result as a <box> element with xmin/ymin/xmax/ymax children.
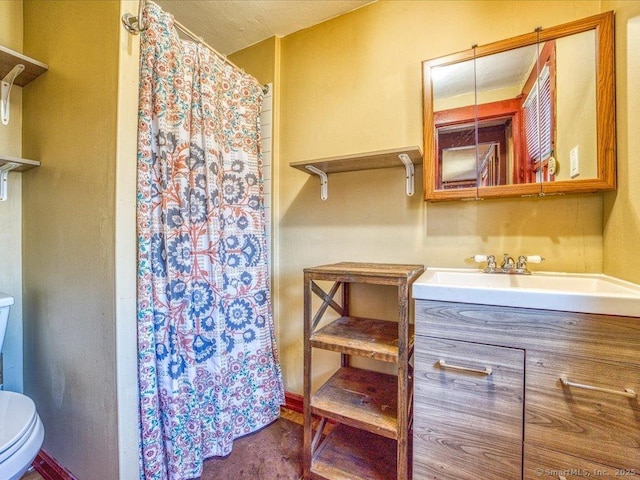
<box><xmin>236</xmin><ymin>0</ymin><xmax>614</xmax><ymax>394</ymax></box>
<box><xmin>603</xmin><ymin>0</ymin><xmax>640</xmax><ymax>284</ymax></box>
<box><xmin>0</xmin><ymin>0</ymin><xmax>25</xmax><ymax>393</ymax></box>
<box><xmin>21</xmin><ymin>1</ymin><xmax>120</xmax><ymax>477</ymax></box>
<box><xmin>230</xmin><ymin>36</ymin><xmax>277</xmax><ymax>86</ymax></box>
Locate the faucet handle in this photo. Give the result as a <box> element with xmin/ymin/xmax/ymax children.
<box><xmin>517</xmin><ymin>255</ymin><xmax>545</xmax><ymax>271</ymax></box>
<box><xmin>472</xmin><ymin>254</ymin><xmax>497</xmax><ymax>271</ymax></box>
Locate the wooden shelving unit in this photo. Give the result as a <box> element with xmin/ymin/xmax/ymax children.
<box><xmin>303</xmin><ymin>262</ymin><xmax>425</xmax><ymax>480</ymax></box>
<box><xmin>290</xmin><ymin>147</ymin><xmax>423</xmax><ymax>199</ymax></box>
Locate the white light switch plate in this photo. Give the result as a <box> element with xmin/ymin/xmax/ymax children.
<box><xmin>570</xmin><ymin>145</ymin><xmax>579</xmax><ymax>178</ymax></box>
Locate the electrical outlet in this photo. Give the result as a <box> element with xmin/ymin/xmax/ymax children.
<box><xmin>570</xmin><ymin>145</ymin><xmax>580</xmax><ymax>178</ymax></box>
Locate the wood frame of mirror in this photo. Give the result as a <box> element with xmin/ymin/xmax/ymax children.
<box><xmin>422</xmin><ymin>11</ymin><xmax>615</xmax><ymax>201</ymax></box>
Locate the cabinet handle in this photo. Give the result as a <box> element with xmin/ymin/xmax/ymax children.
<box><xmin>560</xmin><ymin>377</ymin><xmax>637</xmax><ymax>399</ymax></box>
<box><xmin>438</xmin><ymin>359</ymin><xmax>492</xmax><ymax>376</ymax></box>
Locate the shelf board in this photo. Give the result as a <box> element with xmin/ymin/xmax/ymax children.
<box><xmin>0</xmin><ymin>154</ymin><xmax>40</xmax><ymax>172</ymax></box>
<box><xmin>311</xmin><ymin>367</ymin><xmax>399</xmax><ymax>439</ymax></box>
<box><xmin>305</xmin><ymin>262</ymin><xmax>425</xmax><ymax>285</ymax></box>
<box><xmin>311</xmin><ymin>423</ymin><xmax>397</xmax><ymax>480</ymax></box>
<box><xmin>311</xmin><ymin>316</ymin><xmax>414</xmax><ymax>363</ymax></box>
<box><xmin>290</xmin><ymin>146</ymin><xmax>422</xmax><ymax>175</ymax></box>
<box><xmin>0</xmin><ymin>45</ymin><xmax>48</xmax><ymax>87</ymax></box>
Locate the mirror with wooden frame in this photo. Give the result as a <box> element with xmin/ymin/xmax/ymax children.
<box><xmin>422</xmin><ymin>11</ymin><xmax>615</xmax><ymax>201</ymax></box>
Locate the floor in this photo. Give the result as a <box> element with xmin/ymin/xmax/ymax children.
<box><xmin>21</xmin><ymin>468</ymin><xmax>43</xmax><ymax>480</ymax></box>
<box><xmin>19</xmin><ymin>408</ymin><xmax>305</xmax><ymax>480</ymax></box>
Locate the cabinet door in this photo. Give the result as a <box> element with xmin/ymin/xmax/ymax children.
<box><xmin>414</xmin><ymin>337</ymin><xmax>525</xmax><ymax>479</ymax></box>
<box><xmin>524</xmin><ymin>445</ymin><xmax>639</xmax><ymax>479</ymax></box>
<box><xmin>526</xmin><ymin>351</ymin><xmax>640</xmax><ymax>471</ymax></box>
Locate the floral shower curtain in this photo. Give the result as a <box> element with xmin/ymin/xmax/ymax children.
<box><xmin>136</xmin><ymin>3</ymin><xmax>284</xmax><ymax>479</ymax></box>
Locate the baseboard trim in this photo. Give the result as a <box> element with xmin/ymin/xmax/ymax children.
<box><xmin>284</xmin><ymin>391</ymin><xmax>304</xmax><ymax>414</ymax></box>
<box><xmin>32</xmin><ymin>449</ymin><xmax>77</xmax><ymax>480</ymax></box>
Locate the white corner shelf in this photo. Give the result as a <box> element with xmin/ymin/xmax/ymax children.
<box><xmin>290</xmin><ymin>146</ymin><xmax>423</xmax><ymax>200</ymax></box>
<box><xmin>1</xmin><ymin>44</ymin><xmax>47</xmax><ymax>200</ymax></box>
<box><xmin>0</xmin><ymin>154</ymin><xmax>40</xmax><ymax>172</ymax></box>
<box><xmin>0</xmin><ymin>155</ymin><xmax>40</xmax><ymax>201</ymax></box>
<box><xmin>0</xmin><ymin>45</ymin><xmax>48</xmax><ymax>87</ymax></box>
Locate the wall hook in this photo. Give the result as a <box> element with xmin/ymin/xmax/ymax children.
<box><xmin>305</xmin><ymin>165</ymin><xmax>328</xmax><ymax>200</ymax></box>
<box><xmin>1</xmin><ymin>64</ymin><xmax>25</xmax><ymax>126</ymax></box>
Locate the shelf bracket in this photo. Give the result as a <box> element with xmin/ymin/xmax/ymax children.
<box><xmin>0</xmin><ymin>162</ymin><xmax>19</xmax><ymax>201</ymax></box>
<box><xmin>398</xmin><ymin>153</ymin><xmax>415</xmax><ymax>196</ymax></box>
<box><xmin>305</xmin><ymin>165</ymin><xmax>328</xmax><ymax>201</ymax></box>
<box><xmin>1</xmin><ymin>64</ymin><xmax>25</xmax><ymax>126</ymax></box>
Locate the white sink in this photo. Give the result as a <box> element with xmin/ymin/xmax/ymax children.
<box><xmin>412</xmin><ymin>268</ymin><xmax>640</xmax><ymax>317</ymax></box>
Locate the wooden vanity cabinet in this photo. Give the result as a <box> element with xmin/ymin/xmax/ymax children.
<box><xmin>414</xmin><ymin>300</ymin><xmax>640</xmax><ymax>479</ymax></box>
<box><xmin>414</xmin><ymin>337</ymin><xmax>524</xmax><ymax>479</ymax></box>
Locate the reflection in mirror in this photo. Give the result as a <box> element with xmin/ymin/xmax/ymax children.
<box><xmin>434</xmin><ymin>34</ymin><xmax>596</xmax><ymax>186</ymax></box>
<box><xmin>423</xmin><ymin>12</ymin><xmax>615</xmax><ymax>201</ymax></box>
<box><xmin>433</xmin><ymin>44</ymin><xmax>544</xmax><ymax>189</ymax></box>
<box><xmin>441</xmin><ymin>142</ymin><xmax>501</xmax><ymax>189</ymax></box>
<box><xmin>554</xmin><ymin>30</ymin><xmax>597</xmax><ymax>181</ymax></box>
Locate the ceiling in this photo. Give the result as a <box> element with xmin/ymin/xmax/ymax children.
<box><xmin>432</xmin><ymin>44</ymin><xmax>538</xmax><ymax>100</ymax></box>
<box><xmin>154</xmin><ymin>0</ymin><xmax>375</xmax><ymax>55</ymax></box>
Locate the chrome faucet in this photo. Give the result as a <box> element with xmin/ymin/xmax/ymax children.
<box><xmin>473</xmin><ymin>253</ymin><xmax>544</xmax><ymax>274</ymax></box>
<box><xmin>501</xmin><ymin>254</ymin><xmax>515</xmax><ymax>270</ymax></box>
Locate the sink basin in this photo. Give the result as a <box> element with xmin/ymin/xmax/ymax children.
<box><xmin>412</xmin><ymin>268</ymin><xmax>640</xmax><ymax>317</ymax></box>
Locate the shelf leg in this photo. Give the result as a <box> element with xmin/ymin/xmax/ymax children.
<box><xmin>303</xmin><ymin>272</ymin><xmax>313</xmax><ymax>479</ymax></box>
<box><xmin>397</xmin><ymin>279</ymin><xmax>410</xmax><ymax>480</ymax></box>
<box><xmin>341</xmin><ymin>282</ymin><xmax>350</xmax><ymax>367</ymax></box>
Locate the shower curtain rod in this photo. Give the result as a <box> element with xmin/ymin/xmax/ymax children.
<box><xmin>122</xmin><ymin>0</ymin><xmax>270</xmax><ymax>95</ymax></box>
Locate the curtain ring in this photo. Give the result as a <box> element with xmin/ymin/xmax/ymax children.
<box><xmin>121</xmin><ymin>0</ymin><xmax>147</xmax><ymax>34</ymax></box>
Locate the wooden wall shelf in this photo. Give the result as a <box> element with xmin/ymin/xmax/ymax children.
<box><xmin>0</xmin><ymin>155</ymin><xmax>40</xmax><ymax>201</ymax></box>
<box><xmin>290</xmin><ymin>146</ymin><xmax>423</xmax><ymax>174</ymax></box>
<box><xmin>290</xmin><ymin>147</ymin><xmax>423</xmax><ymax>199</ymax></box>
<box><xmin>1</xmin><ymin>44</ymin><xmax>46</xmax><ymax>199</ymax></box>
<box><xmin>0</xmin><ymin>154</ymin><xmax>40</xmax><ymax>172</ymax></box>
<box><xmin>0</xmin><ymin>45</ymin><xmax>48</xmax><ymax>87</ymax></box>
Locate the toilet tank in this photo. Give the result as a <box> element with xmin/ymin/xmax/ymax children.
<box><xmin>0</xmin><ymin>293</ymin><xmax>14</xmax><ymax>353</ymax></box>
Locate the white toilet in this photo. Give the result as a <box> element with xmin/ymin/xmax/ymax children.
<box><xmin>0</xmin><ymin>293</ymin><xmax>44</xmax><ymax>480</ymax></box>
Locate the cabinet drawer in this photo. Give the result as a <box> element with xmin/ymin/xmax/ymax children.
<box><xmin>526</xmin><ymin>351</ymin><xmax>640</xmax><ymax>470</ymax></box>
<box><xmin>415</xmin><ymin>300</ymin><xmax>640</xmax><ymax>364</ymax></box>
<box><xmin>524</xmin><ymin>445</ymin><xmax>639</xmax><ymax>479</ymax></box>
<box><xmin>414</xmin><ymin>336</ymin><xmax>524</xmax><ymax>479</ymax></box>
